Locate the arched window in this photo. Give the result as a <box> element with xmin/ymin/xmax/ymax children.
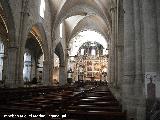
<box><xmin>0</xmin><ymin>40</ymin><xmax>4</xmax><ymax>81</ymax></box>
<box><xmin>91</xmin><ymin>48</ymin><xmax>96</xmax><ymax>56</ymax></box>
<box><xmin>81</xmin><ymin>49</ymin><xmax>84</xmax><ymax>55</ymax></box>
<box><xmin>60</xmin><ymin>23</ymin><xmax>63</xmax><ymax>38</ymax></box>
<box><xmin>54</xmin><ymin>53</ymin><xmax>59</xmax><ymax>68</ymax></box>
<box><xmin>23</xmin><ymin>51</ymin><xmax>32</xmax><ymax>81</ymax></box>
<box><xmin>40</xmin><ymin>0</ymin><xmax>45</xmax><ymax>18</ymax></box>
<box><xmin>37</xmin><ymin>54</ymin><xmax>44</xmax><ymax>82</ymax></box>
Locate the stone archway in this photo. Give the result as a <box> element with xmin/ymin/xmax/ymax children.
<box><xmin>68</xmin><ymin>30</ymin><xmax>109</xmax><ymax>82</ymax></box>
<box><xmin>0</xmin><ymin>0</ymin><xmax>16</xmax><ymax>43</ymax></box>
<box><xmin>0</xmin><ymin>5</ymin><xmax>8</xmax><ymax>85</ymax></box>
<box><xmin>22</xmin><ymin>23</ymin><xmax>50</xmax><ymax>86</ymax></box>
<box><xmin>0</xmin><ymin>1</ymin><xmax>17</xmax><ymax>87</ymax></box>
<box><xmin>24</xmin><ymin>23</ymin><xmax>49</xmax><ymax>61</ymax></box>
<box><xmin>52</xmin><ymin>0</ymin><xmax>111</xmax><ymax>49</ymax></box>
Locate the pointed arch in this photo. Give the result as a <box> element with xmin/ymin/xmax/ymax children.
<box><xmin>55</xmin><ymin>42</ymin><xmax>64</xmax><ymax>66</ymax></box>
<box><xmin>70</xmin><ymin>15</ymin><xmax>110</xmax><ymax>43</ymax></box>
<box><xmin>23</xmin><ymin>23</ymin><xmax>49</xmax><ymax>61</ymax></box>
<box><xmin>0</xmin><ymin>0</ymin><xmax>16</xmax><ymax>45</ymax></box>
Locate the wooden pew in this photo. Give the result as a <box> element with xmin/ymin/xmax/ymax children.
<box><xmin>0</xmin><ymin>83</ymin><xmax>126</xmax><ymax>120</ymax></box>
<box><xmin>64</xmin><ymin>110</ymin><xmax>126</xmax><ymax>120</ymax></box>
<box><xmin>67</xmin><ymin>105</ymin><xmax>122</xmax><ymax>112</ymax></box>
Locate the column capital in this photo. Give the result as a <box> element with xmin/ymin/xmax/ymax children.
<box><xmin>59</xmin><ymin>64</ymin><xmax>65</xmax><ymax>67</ymax></box>
<box><xmin>8</xmin><ymin>42</ymin><xmax>19</xmax><ymax>49</ymax></box>
<box><xmin>116</xmin><ymin>44</ymin><xmax>124</xmax><ymax>48</ymax></box>
<box><xmin>7</xmin><ymin>46</ymin><xmax>18</xmax><ymax>53</ymax></box>
<box><xmin>110</xmin><ymin>7</ymin><xmax>117</xmax><ymax>12</ymax></box>
<box><xmin>44</xmin><ymin>58</ymin><xmax>53</xmax><ymax>62</ymax></box>
<box><xmin>43</xmin><ymin>60</ymin><xmax>50</xmax><ymax>65</ymax></box>
<box><xmin>8</xmin><ymin>47</ymin><xmax>18</xmax><ymax>50</ymax></box>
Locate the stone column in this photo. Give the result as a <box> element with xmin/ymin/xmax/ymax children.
<box><xmin>116</xmin><ymin>46</ymin><xmax>123</xmax><ymax>88</ymax></box>
<box><xmin>30</xmin><ymin>58</ymin><xmax>35</xmax><ymax>80</ymax></box>
<box><xmin>142</xmin><ymin>1</ymin><xmax>159</xmax><ymax>119</ymax></box>
<box><xmin>108</xmin><ymin>40</ymin><xmax>111</xmax><ymax>84</ymax></box>
<box><xmin>156</xmin><ymin>0</ymin><xmax>160</xmax><ymax>72</ymax></box>
<box><xmin>42</xmin><ymin>60</ymin><xmax>50</xmax><ymax>85</ymax></box>
<box><xmin>115</xmin><ymin>5</ymin><xmax>118</xmax><ymax>88</ymax></box>
<box><xmin>134</xmin><ymin>0</ymin><xmax>142</xmax><ymax>96</ymax></box>
<box><xmin>5</xmin><ymin>46</ymin><xmax>18</xmax><ymax>88</ymax></box>
<box><xmin>117</xmin><ymin>1</ymin><xmax>124</xmax><ymax>89</ymax></box>
<box><xmin>142</xmin><ymin>0</ymin><xmax>158</xmax><ymax>73</ymax></box>
<box><xmin>123</xmin><ymin>0</ymin><xmax>136</xmax><ymax>119</ymax></box>
<box><xmin>156</xmin><ymin>0</ymin><xmax>160</xmax><ymax>68</ymax></box>
<box><xmin>49</xmin><ymin>54</ymin><xmax>54</xmax><ymax>85</ymax></box>
<box><xmin>110</xmin><ymin>6</ymin><xmax>116</xmax><ymax>86</ymax></box>
<box><xmin>133</xmin><ymin>0</ymin><xmax>146</xmax><ymax>120</ymax></box>
<box><xmin>59</xmin><ymin>65</ymin><xmax>67</xmax><ymax>86</ymax></box>
<box><xmin>13</xmin><ymin>45</ymin><xmax>25</xmax><ymax>88</ymax></box>
<box><xmin>2</xmin><ymin>46</ymin><xmax>7</xmax><ymax>84</ymax></box>
<box><xmin>34</xmin><ymin>58</ymin><xmax>38</xmax><ymax>79</ymax></box>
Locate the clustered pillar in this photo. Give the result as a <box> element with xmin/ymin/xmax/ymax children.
<box><xmin>5</xmin><ymin>46</ymin><xmax>18</xmax><ymax>88</ymax></box>
<box><xmin>123</xmin><ymin>0</ymin><xmax>136</xmax><ymax>119</ymax></box>
<box><xmin>133</xmin><ymin>0</ymin><xmax>145</xmax><ymax>119</ymax></box>
<box><xmin>42</xmin><ymin>60</ymin><xmax>51</xmax><ymax>85</ymax></box>
<box><xmin>120</xmin><ymin>0</ymin><xmax>159</xmax><ymax>119</ymax></box>
<box><xmin>142</xmin><ymin>0</ymin><xmax>159</xmax><ymax>119</ymax></box>
<box><xmin>59</xmin><ymin>64</ymin><xmax>67</xmax><ymax>86</ymax></box>
<box><xmin>117</xmin><ymin>0</ymin><xmax>124</xmax><ymax>89</ymax></box>
<box><xmin>110</xmin><ymin>6</ymin><xmax>116</xmax><ymax>86</ymax></box>
<box><xmin>142</xmin><ymin>0</ymin><xmax>159</xmax><ymax>77</ymax></box>
<box><xmin>5</xmin><ymin>44</ymin><xmax>24</xmax><ymax>88</ymax></box>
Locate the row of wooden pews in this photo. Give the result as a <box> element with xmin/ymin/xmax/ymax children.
<box><xmin>64</xmin><ymin>86</ymin><xmax>126</xmax><ymax>120</ymax></box>
<box><xmin>0</xmin><ymin>85</ymin><xmax>87</xmax><ymax>119</ymax></box>
<box><xmin>0</xmin><ymin>85</ymin><xmax>77</xmax><ymax>119</ymax></box>
<box><xmin>0</xmin><ymin>83</ymin><xmax>126</xmax><ymax>120</ymax></box>
<box><xmin>0</xmin><ymin>86</ymin><xmax>62</xmax><ymax>104</ymax></box>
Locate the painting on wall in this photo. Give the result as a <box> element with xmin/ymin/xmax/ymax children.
<box><xmin>145</xmin><ymin>72</ymin><xmax>160</xmax><ymax>99</ymax></box>
<box><xmin>94</xmin><ymin>72</ymin><xmax>100</xmax><ymax>79</ymax></box>
<box><xmin>87</xmin><ymin>72</ymin><xmax>92</xmax><ymax>77</ymax></box>
<box><xmin>94</xmin><ymin>62</ymin><xmax>99</xmax><ymax>71</ymax></box>
<box><xmin>87</xmin><ymin>66</ymin><xmax>92</xmax><ymax>71</ymax></box>
<box><xmin>87</xmin><ymin>61</ymin><xmax>92</xmax><ymax>66</ymax></box>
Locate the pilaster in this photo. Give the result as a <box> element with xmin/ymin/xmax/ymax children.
<box><xmin>123</xmin><ymin>0</ymin><xmax>136</xmax><ymax>119</ymax></box>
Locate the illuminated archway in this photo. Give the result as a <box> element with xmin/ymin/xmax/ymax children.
<box><xmin>68</xmin><ymin>30</ymin><xmax>108</xmax><ymax>82</ymax></box>
<box><xmin>69</xmin><ymin>30</ymin><xmax>108</xmax><ymax>56</ymax></box>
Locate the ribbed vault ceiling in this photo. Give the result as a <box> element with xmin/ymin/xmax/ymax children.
<box><xmin>50</xmin><ymin>0</ymin><xmax>114</xmax><ymax>56</ymax></box>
